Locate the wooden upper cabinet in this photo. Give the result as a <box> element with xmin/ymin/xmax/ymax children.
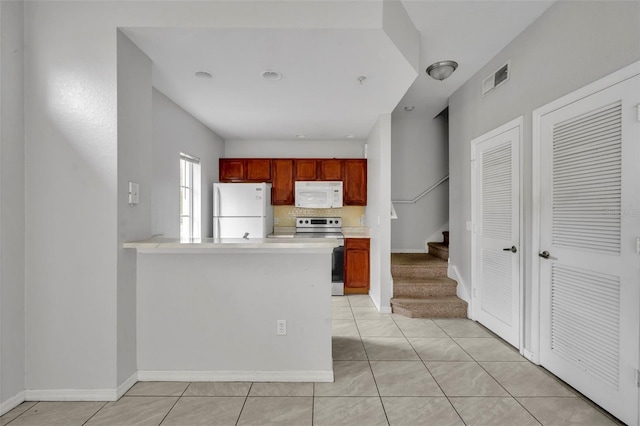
<box><xmin>220</xmin><ymin>157</ymin><xmax>366</xmax><ymax>206</ymax></box>
<box><xmin>271</xmin><ymin>159</ymin><xmax>294</xmax><ymax>205</ymax></box>
<box><xmin>219</xmin><ymin>159</ymin><xmax>245</xmax><ymax>182</ymax></box>
<box><xmin>220</xmin><ymin>159</ymin><xmax>271</xmax><ymax>182</ymax></box>
<box><xmin>343</xmin><ymin>159</ymin><xmax>367</xmax><ymax>205</ymax></box>
<box><xmin>319</xmin><ymin>159</ymin><xmax>342</xmax><ymax>181</ymax></box>
<box><xmin>344</xmin><ymin>238</ymin><xmax>370</xmax><ymax>293</ymax></box>
<box><xmin>246</xmin><ymin>159</ymin><xmax>271</xmax><ymax>181</ymax></box>
<box><xmin>295</xmin><ymin>159</ymin><xmax>318</xmax><ymax>180</ymax></box>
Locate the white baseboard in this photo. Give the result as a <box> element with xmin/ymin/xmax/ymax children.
<box><xmin>9</xmin><ymin>373</ymin><xmax>136</xmax><ymax>406</ymax></box>
<box><xmin>371</xmin><ymin>292</ymin><xmax>392</xmax><ymax>313</ymax></box>
<box><xmin>25</xmin><ymin>388</ymin><xmax>118</xmax><ymax>401</ymax></box>
<box><xmin>1</xmin><ymin>391</ymin><xmax>25</xmax><ymax>416</ymax></box>
<box><xmin>137</xmin><ymin>370</ymin><xmax>334</xmax><ymax>383</ymax></box>
<box><xmin>448</xmin><ymin>263</ymin><xmax>471</xmax><ymax>318</ymax></box>
<box><xmin>116</xmin><ymin>372</ymin><xmax>138</xmax><ymax>399</ymax></box>
<box><xmin>523</xmin><ymin>349</ymin><xmax>537</xmax><ymax>364</ymax></box>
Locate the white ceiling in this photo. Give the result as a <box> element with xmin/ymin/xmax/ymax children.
<box><xmin>396</xmin><ymin>0</ymin><xmax>555</xmax><ymax>119</ymax></box>
<box><xmin>124</xmin><ymin>1</ymin><xmax>554</xmax><ymax>141</ymax></box>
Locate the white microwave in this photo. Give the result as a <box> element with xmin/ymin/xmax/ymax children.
<box><xmin>295</xmin><ymin>181</ymin><xmax>343</xmax><ymax>208</ymax></box>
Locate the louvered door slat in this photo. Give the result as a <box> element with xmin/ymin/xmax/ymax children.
<box><xmin>482</xmin><ymin>144</ymin><xmax>512</xmax><ymax>241</ymax></box>
<box><xmin>480</xmin><ymin>248</ymin><xmax>512</xmax><ymax>325</ymax></box>
<box><xmin>551</xmin><ymin>265</ymin><xmax>620</xmax><ymax>389</ymax></box>
<box><xmin>552</xmin><ymin>102</ymin><xmax>621</xmax><ymax>254</ymax></box>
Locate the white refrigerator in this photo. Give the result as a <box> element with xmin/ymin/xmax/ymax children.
<box><xmin>213</xmin><ymin>182</ymin><xmax>274</xmax><ymax>239</ymax></box>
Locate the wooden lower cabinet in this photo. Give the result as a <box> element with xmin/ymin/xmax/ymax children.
<box><xmin>344</xmin><ymin>238</ymin><xmax>370</xmax><ymax>294</ymax></box>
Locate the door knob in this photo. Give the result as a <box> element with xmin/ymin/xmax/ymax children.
<box><xmin>503</xmin><ymin>246</ymin><xmax>517</xmax><ymax>253</ymax></box>
<box><xmin>539</xmin><ymin>250</ymin><xmax>550</xmax><ymax>259</ymax></box>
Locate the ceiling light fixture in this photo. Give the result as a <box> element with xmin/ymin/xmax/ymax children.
<box><xmin>357</xmin><ymin>76</ymin><xmax>367</xmax><ymax>85</ymax></box>
<box><xmin>426</xmin><ymin>60</ymin><xmax>458</xmax><ymax>81</ymax></box>
<box><xmin>262</xmin><ymin>70</ymin><xmax>283</xmax><ymax>81</ymax></box>
<box><xmin>295</xmin><ymin>134</ymin><xmax>306</xmax><ymax>139</ymax></box>
<box><xmin>404</xmin><ymin>106</ymin><xmax>415</xmax><ymax>112</ymax></box>
<box><xmin>345</xmin><ymin>134</ymin><xmax>355</xmax><ymax>139</ymax></box>
<box><xmin>194</xmin><ymin>71</ymin><xmax>213</xmax><ymax>79</ymax></box>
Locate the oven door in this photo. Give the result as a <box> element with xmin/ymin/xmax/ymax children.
<box><xmin>331</xmin><ymin>240</ymin><xmax>345</xmax><ymax>296</ymax></box>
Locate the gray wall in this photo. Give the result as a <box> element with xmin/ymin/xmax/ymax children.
<box><xmin>116</xmin><ymin>31</ymin><xmax>154</xmax><ymax>387</ymax></box>
<box><xmin>0</xmin><ymin>1</ymin><xmax>25</xmax><ymax>412</ymax></box>
<box><xmin>152</xmin><ymin>89</ymin><xmax>225</xmax><ymax>239</ymax></box>
<box><xmin>391</xmin><ymin>114</ymin><xmax>448</xmax><ymax>251</ymax></box>
<box><xmin>448</xmin><ymin>1</ymin><xmax>640</xmax><ymax>350</ymax></box>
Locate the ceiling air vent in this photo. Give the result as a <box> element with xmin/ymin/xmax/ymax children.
<box><xmin>482</xmin><ymin>61</ymin><xmax>510</xmax><ymax>96</ymax></box>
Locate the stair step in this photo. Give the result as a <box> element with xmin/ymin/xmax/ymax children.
<box><xmin>391</xmin><ymin>296</ymin><xmax>467</xmax><ymax>318</ymax></box>
<box><xmin>393</xmin><ymin>277</ymin><xmax>458</xmax><ymax>297</ymax></box>
<box><xmin>391</xmin><ymin>253</ymin><xmax>447</xmax><ymax>278</ymax></box>
<box><xmin>442</xmin><ymin>231</ymin><xmax>449</xmax><ymax>245</ymax></box>
<box><xmin>427</xmin><ymin>242</ymin><xmax>449</xmax><ymax>261</ymax></box>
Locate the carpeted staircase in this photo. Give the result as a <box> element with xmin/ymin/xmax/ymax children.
<box><xmin>390</xmin><ymin>232</ymin><xmax>468</xmax><ymax>318</ymax></box>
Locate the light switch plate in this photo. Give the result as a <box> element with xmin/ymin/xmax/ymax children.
<box><xmin>128</xmin><ymin>182</ymin><xmax>139</xmax><ymax>204</ymax></box>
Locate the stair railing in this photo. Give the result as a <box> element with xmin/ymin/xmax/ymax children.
<box><xmin>392</xmin><ymin>175</ymin><xmax>449</xmax><ymax>204</ymax></box>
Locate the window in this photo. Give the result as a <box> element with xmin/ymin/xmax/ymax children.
<box><xmin>179</xmin><ymin>153</ymin><xmax>201</xmax><ymax>240</ymax></box>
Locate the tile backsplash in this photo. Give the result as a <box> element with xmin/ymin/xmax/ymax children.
<box><xmin>274</xmin><ymin>206</ymin><xmax>365</xmax><ymax>227</ymax></box>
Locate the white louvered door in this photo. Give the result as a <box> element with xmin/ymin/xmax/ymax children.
<box><xmin>538</xmin><ymin>74</ymin><xmax>640</xmax><ymax>426</ymax></box>
<box><xmin>472</xmin><ymin>120</ymin><xmax>521</xmax><ymax>348</ymax></box>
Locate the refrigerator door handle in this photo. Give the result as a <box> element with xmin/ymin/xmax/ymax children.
<box><xmin>216</xmin><ymin>187</ymin><xmax>221</xmax><ymax>218</ymax></box>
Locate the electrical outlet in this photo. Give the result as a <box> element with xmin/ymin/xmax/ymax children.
<box><xmin>359</xmin><ymin>216</ymin><xmax>364</xmax><ymax>226</ymax></box>
<box><xmin>277</xmin><ymin>320</ymin><xmax>287</xmax><ymax>336</ymax></box>
<box><xmin>274</xmin><ymin>217</ymin><xmax>279</xmax><ymax>225</ymax></box>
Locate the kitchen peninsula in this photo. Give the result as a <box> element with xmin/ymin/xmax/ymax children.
<box><xmin>124</xmin><ymin>237</ymin><xmax>338</xmax><ymax>382</ymax></box>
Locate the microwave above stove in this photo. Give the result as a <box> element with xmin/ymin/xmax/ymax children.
<box><xmin>295</xmin><ymin>181</ymin><xmax>343</xmax><ymax>209</ymax></box>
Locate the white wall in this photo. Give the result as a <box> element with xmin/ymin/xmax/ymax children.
<box><xmin>448</xmin><ymin>1</ymin><xmax>640</xmax><ymax>351</ymax></box>
<box><xmin>225</xmin><ymin>139</ymin><xmax>365</xmax><ymax>159</ymax></box>
<box><xmin>137</xmin><ymin>250</ymin><xmax>332</xmax><ymax>380</ymax></box>
<box><xmin>116</xmin><ymin>31</ymin><xmax>154</xmax><ymax>389</ymax></box>
<box><xmin>0</xmin><ymin>1</ymin><xmax>25</xmax><ymax>413</ymax></box>
<box><xmin>365</xmin><ymin>114</ymin><xmax>392</xmax><ymax>312</ymax></box>
<box><xmin>25</xmin><ymin>2</ymin><xmax>120</xmax><ymax>395</ymax></box>
<box><xmin>390</xmin><ymin>114</ymin><xmax>448</xmax><ymax>251</ymax></box>
<box><xmin>152</xmin><ymin>89</ymin><xmax>225</xmax><ymax>239</ymax></box>
<box><xmin>22</xmin><ymin>0</ymin><xmax>389</xmax><ymax>397</ymax></box>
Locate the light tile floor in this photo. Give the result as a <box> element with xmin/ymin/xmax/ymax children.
<box><xmin>1</xmin><ymin>295</ymin><xmax>625</xmax><ymax>425</ymax></box>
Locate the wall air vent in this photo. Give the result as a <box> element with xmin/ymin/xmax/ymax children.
<box><xmin>482</xmin><ymin>61</ymin><xmax>510</xmax><ymax>96</ymax></box>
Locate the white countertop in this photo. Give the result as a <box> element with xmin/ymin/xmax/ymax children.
<box><xmin>123</xmin><ymin>236</ymin><xmax>339</xmax><ymax>253</ymax></box>
<box><xmin>342</xmin><ymin>227</ymin><xmax>371</xmax><ymax>238</ymax></box>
